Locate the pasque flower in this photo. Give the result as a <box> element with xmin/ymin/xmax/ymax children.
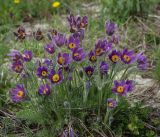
<box><xmin>10</xmin><ymin>84</ymin><xmax>26</xmax><ymax>102</ymax></box>
<box><xmin>14</xmin><ymin>26</ymin><xmax>26</xmax><ymax>40</ymax></box>
<box><xmin>49</xmin><ymin>69</ymin><xmax>64</xmax><ymax>84</ymax></box>
<box><xmin>126</xmin><ymin>80</ymin><xmax>134</xmax><ymax>92</ymax></box>
<box><xmin>109</xmin><ymin>50</ymin><xmax>121</xmax><ymax>63</ymax></box>
<box><xmin>22</xmin><ymin>50</ymin><xmax>32</xmax><ymax>62</ymax></box>
<box><xmin>48</xmin><ymin>29</ymin><xmax>58</xmax><ymax>40</ymax></box>
<box><xmin>100</xmin><ymin>61</ymin><xmax>109</xmax><ymax>75</ymax></box>
<box><xmin>105</xmin><ymin>20</ymin><xmax>117</xmax><ymax>36</ymax></box>
<box><xmin>121</xmin><ymin>48</ymin><xmax>136</xmax><ymax>64</ymax></box>
<box><xmin>88</xmin><ymin>50</ymin><xmax>97</xmax><ymax>63</ymax></box>
<box><xmin>68</xmin><ymin>34</ymin><xmax>80</xmax><ymax>50</ymax></box>
<box><xmin>137</xmin><ymin>53</ymin><xmax>148</xmax><ymax>70</ymax></box>
<box><xmin>38</xmin><ymin>84</ymin><xmax>51</xmax><ymax>95</ymax></box>
<box><xmin>8</xmin><ymin>50</ymin><xmax>23</xmax><ymax>62</ymax></box>
<box><xmin>11</xmin><ymin>61</ymin><xmax>24</xmax><ymax>73</ymax></box>
<box><xmin>37</xmin><ymin>66</ymin><xmax>49</xmax><ymax>79</ymax></box>
<box><xmin>107</xmin><ymin>98</ymin><xmax>117</xmax><ymax>109</ymax></box>
<box><xmin>72</xmin><ymin>48</ymin><xmax>86</xmax><ymax>62</ymax></box>
<box><xmin>44</xmin><ymin>43</ymin><xmax>55</xmax><ymax>54</ymax></box>
<box><xmin>84</xmin><ymin>66</ymin><xmax>94</xmax><ymax>77</ymax></box>
<box><xmin>53</xmin><ymin>33</ymin><xmax>67</xmax><ymax>47</ymax></box>
<box><xmin>57</xmin><ymin>53</ymin><xmax>72</xmax><ymax>66</ymax></box>
<box><xmin>112</xmin><ymin>80</ymin><xmax>128</xmax><ymax>96</ymax></box>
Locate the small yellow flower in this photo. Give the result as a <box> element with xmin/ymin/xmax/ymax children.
<box><xmin>14</xmin><ymin>0</ymin><xmax>20</xmax><ymax>4</ymax></box>
<box><xmin>52</xmin><ymin>1</ymin><xmax>60</xmax><ymax>8</ymax></box>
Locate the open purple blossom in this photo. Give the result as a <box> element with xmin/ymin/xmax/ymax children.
<box><xmin>94</xmin><ymin>40</ymin><xmax>106</xmax><ymax>56</ymax></box>
<box><xmin>10</xmin><ymin>84</ymin><xmax>26</xmax><ymax>102</ymax></box>
<box><xmin>126</xmin><ymin>80</ymin><xmax>134</xmax><ymax>92</ymax></box>
<box><xmin>43</xmin><ymin>59</ymin><xmax>52</xmax><ymax>66</ymax></box>
<box><xmin>84</xmin><ymin>66</ymin><xmax>94</xmax><ymax>77</ymax></box>
<box><xmin>100</xmin><ymin>61</ymin><xmax>109</xmax><ymax>75</ymax></box>
<box><xmin>57</xmin><ymin>53</ymin><xmax>72</xmax><ymax>66</ymax></box>
<box><xmin>112</xmin><ymin>80</ymin><xmax>128</xmax><ymax>96</ymax></box>
<box><xmin>88</xmin><ymin>50</ymin><xmax>97</xmax><ymax>63</ymax></box>
<box><xmin>68</xmin><ymin>34</ymin><xmax>80</xmax><ymax>51</ymax></box>
<box><xmin>53</xmin><ymin>33</ymin><xmax>67</xmax><ymax>47</ymax></box>
<box><xmin>11</xmin><ymin>61</ymin><xmax>24</xmax><ymax>73</ymax></box>
<box><xmin>107</xmin><ymin>98</ymin><xmax>118</xmax><ymax>109</ymax></box>
<box><xmin>38</xmin><ymin>83</ymin><xmax>51</xmax><ymax>95</ymax></box>
<box><xmin>121</xmin><ymin>48</ymin><xmax>136</xmax><ymax>64</ymax></box>
<box><xmin>109</xmin><ymin>50</ymin><xmax>121</xmax><ymax>63</ymax></box>
<box><xmin>49</xmin><ymin>69</ymin><xmax>64</xmax><ymax>84</ymax></box>
<box><xmin>44</xmin><ymin>43</ymin><xmax>55</xmax><ymax>54</ymax></box>
<box><xmin>137</xmin><ymin>53</ymin><xmax>148</xmax><ymax>70</ymax></box>
<box><xmin>72</xmin><ymin>47</ymin><xmax>86</xmax><ymax>62</ymax></box>
<box><xmin>36</xmin><ymin>66</ymin><xmax>49</xmax><ymax>79</ymax></box>
<box><xmin>22</xmin><ymin>50</ymin><xmax>32</xmax><ymax>62</ymax></box>
<box><xmin>105</xmin><ymin>20</ymin><xmax>117</xmax><ymax>36</ymax></box>
<box><xmin>8</xmin><ymin>50</ymin><xmax>23</xmax><ymax>62</ymax></box>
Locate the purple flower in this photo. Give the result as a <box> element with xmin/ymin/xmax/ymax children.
<box><xmin>14</xmin><ymin>26</ymin><xmax>26</xmax><ymax>40</ymax></box>
<box><xmin>57</xmin><ymin>53</ymin><xmax>72</xmax><ymax>66</ymax></box>
<box><xmin>43</xmin><ymin>59</ymin><xmax>52</xmax><ymax>66</ymax></box>
<box><xmin>94</xmin><ymin>40</ymin><xmax>106</xmax><ymax>56</ymax></box>
<box><xmin>79</xmin><ymin>16</ymin><xmax>88</xmax><ymax>29</ymax></box>
<box><xmin>38</xmin><ymin>84</ymin><xmax>51</xmax><ymax>95</ymax></box>
<box><xmin>68</xmin><ymin>34</ymin><xmax>80</xmax><ymax>50</ymax></box>
<box><xmin>112</xmin><ymin>80</ymin><xmax>128</xmax><ymax>96</ymax></box>
<box><xmin>47</xmin><ymin>29</ymin><xmax>58</xmax><ymax>40</ymax></box>
<box><xmin>105</xmin><ymin>20</ymin><xmax>117</xmax><ymax>36</ymax></box>
<box><xmin>121</xmin><ymin>48</ymin><xmax>136</xmax><ymax>64</ymax></box>
<box><xmin>84</xmin><ymin>66</ymin><xmax>94</xmax><ymax>77</ymax></box>
<box><xmin>126</xmin><ymin>80</ymin><xmax>134</xmax><ymax>92</ymax></box>
<box><xmin>88</xmin><ymin>50</ymin><xmax>97</xmax><ymax>63</ymax></box>
<box><xmin>37</xmin><ymin>66</ymin><xmax>48</xmax><ymax>79</ymax></box>
<box><xmin>22</xmin><ymin>50</ymin><xmax>32</xmax><ymax>62</ymax></box>
<box><xmin>44</xmin><ymin>43</ymin><xmax>55</xmax><ymax>54</ymax></box>
<box><xmin>72</xmin><ymin>47</ymin><xmax>86</xmax><ymax>62</ymax></box>
<box><xmin>109</xmin><ymin>50</ymin><xmax>121</xmax><ymax>63</ymax></box>
<box><xmin>11</xmin><ymin>61</ymin><xmax>23</xmax><ymax>73</ymax></box>
<box><xmin>107</xmin><ymin>98</ymin><xmax>117</xmax><ymax>109</ymax></box>
<box><xmin>137</xmin><ymin>53</ymin><xmax>148</xmax><ymax>70</ymax></box>
<box><xmin>111</xmin><ymin>34</ymin><xmax>120</xmax><ymax>45</ymax></box>
<box><xmin>53</xmin><ymin>33</ymin><xmax>67</xmax><ymax>47</ymax></box>
<box><xmin>8</xmin><ymin>50</ymin><xmax>23</xmax><ymax>62</ymax></box>
<box><xmin>100</xmin><ymin>61</ymin><xmax>109</xmax><ymax>74</ymax></box>
<box><xmin>10</xmin><ymin>84</ymin><xmax>26</xmax><ymax>102</ymax></box>
<box><xmin>49</xmin><ymin>69</ymin><xmax>64</xmax><ymax>84</ymax></box>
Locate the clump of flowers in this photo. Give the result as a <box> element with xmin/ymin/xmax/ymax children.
<box><xmin>9</xmin><ymin>14</ymin><xmax>148</xmax><ymax>135</ymax></box>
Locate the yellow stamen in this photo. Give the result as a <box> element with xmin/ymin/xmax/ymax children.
<box><xmin>58</xmin><ymin>57</ymin><xmax>65</xmax><ymax>65</ymax></box>
<box><xmin>52</xmin><ymin>74</ymin><xmax>60</xmax><ymax>82</ymax></box>
<box><xmin>52</xmin><ymin>1</ymin><xmax>60</xmax><ymax>8</ymax></box>
<box><xmin>87</xmin><ymin>71</ymin><xmax>92</xmax><ymax>75</ymax></box>
<box><xmin>15</xmin><ymin>65</ymin><xmax>22</xmax><ymax>71</ymax></box>
<box><xmin>117</xmin><ymin>86</ymin><xmax>124</xmax><ymax>93</ymax></box>
<box><xmin>90</xmin><ymin>56</ymin><xmax>96</xmax><ymax>62</ymax></box>
<box><xmin>123</xmin><ymin>55</ymin><xmax>131</xmax><ymax>62</ymax></box>
<box><xmin>42</xmin><ymin>71</ymin><xmax>47</xmax><ymax>76</ymax></box>
<box><xmin>43</xmin><ymin>88</ymin><xmax>48</xmax><ymax>94</ymax></box>
<box><xmin>69</xmin><ymin>43</ymin><xmax>76</xmax><ymax>49</ymax></box>
<box><xmin>17</xmin><ymin>90</ymin><xmax>24</xmax><ymax>97</ymax></box>
<box><xmin>111</xmin><ymin>55</ymin><xmax>119</xmax><ymax>62</ymax></box>
<box><xmin>108</xmin><ymin>102</ymin><xmax>113</xmax><ymax>107</ymax></box>
<box><xmin>95</xmin><ymin>48</ymin><xmax>103</xmax><ymax>56</ymax></box>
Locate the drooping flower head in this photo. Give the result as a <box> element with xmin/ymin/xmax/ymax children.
<box><xmin>49</xmin><ymin>69</ymin><xmax>64</xmax><ymax>84</ymax></box>
<box><xmin>10</xmin><ymin>84</ymin><xmax>26</xmax><ymax>102</ymax></box>
<box><xmin>38</xmin><ymin>84</ymin><xmax>51</xmax><ymax>95</ymax></box>
<box><xmin>37</xmin><ymin>66</ymin><xmax>49</xmax><ymax>79</ymax></box>
<box><xmin>100</xmin><ymin>61</ymin><xmax>109</xmax><ymax>75</ymax></box>
<box><xmin>84</xmin><ymin>66</ymin><xmax>94</xmax><ymax>77</ymax></box>
<box><xmin>57</xmin><ymin>53</ymin><xmax>72</xmax><ymax>66</ymax></box>
<box><xmin>22</xmin><ymin>50</ymin><xmax>32</xmax><ymax>62</ymax></box>
<box><xmin>33</xmin><ymin>29</ymin><xmax>44</xmax><ymax>41</ymax></box>
<box><xmin>14</xmin><ymin>26</ymin><xmax>26</xmax><ymax>40</ymax></box>
<box><xmin>11</xmin><ymin>61</ymin><xmax>23</xmax><ymax>73</ymax></box>
<box><xmin>111</xmin><ymin>34</ymin><xmax>120</xmax><ymax>45</ymax></box>
<box><xmin>72</xmin><ymin>47</ymin><xmax>86</xmax><ymax>62</ymax></box>
<box><xmin>53</xmin><ymin>33</ymin><xmax>67</xmax><ymax>47</ymax></box>
<box><xmin>137</xmin><ymin>53</ymin><xmax>148</xmax><ymax>70</ymax></box>
<box><xmin>88</xmin><ymin>50</ymin><xmax>97</xmax><ymax>63</ymax></box>
<box><xmin>8</xmin><ymin>50</ymin><xmax>23</xmax><ymax>62</ymax></box>
<box><xmin>44</xmin><ymin>43</ymin><xmax>55</xmax><ymax>54</ymax></box>
<box><xmin>107</xmin><ymin>98</ymin><xmax>118</xmax><ymax>109</ymax></box>
<box><xmin>112</xmin><ymin>80</ymin><xmax>128</xmax><ymax>96</ymax></box>
<box><xmin>105</xmin><ymin>20</ymin><xmax>117</xmax><ymax>36</ymax></box>
<box><xmin>109</xmin><ymin>50</ymin><xmax>121</xmax><ymax>63</ymax></box>
<box><xmin>68</xmin><ymin>34</ymin><xmax>80</xmax><ymax>51</ymax></box>
<box><xmin>121</xmin><ymin>48</ymin><xmax>136</xmax><ymax>64</ymax></box>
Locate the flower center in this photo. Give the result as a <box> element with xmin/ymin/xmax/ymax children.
<box><xmin>74</xmin><ymin>53</ymin><xmax>81</xmax><ymax>59</ymax></box>
<box><xmin>80</xmin><ymin>22</ymin><xmax>85</xmax><ymax>28</ymax></box>
<box><xmin>108</xmin><ymin>102</ymin><xmax>113</xmax><ymax>107</ymax></box>
<box><xmin>52</xmin><ymin>74</ymin><xmax>60</xmax><ymax>82</ymax></box>
<box><xmin>69</xmin><ymin>43</ymin><xmax>76</xmax><ymax>49</ymax></box>
<box><xmin>123</xmin><ymin>55</ymin><xmax>131</xmax><ymax>62</ymax></box>
<box><xmin>17</xmin><ymin>90</ymin><xmax>24</xmax><ymax>97</ymax></box>
<box><xmin>90</xmin><ymin>56</ymin><xmax>96</xmax><ymax>62</ymax></box>
<box><xmin>42</xmin><ymin>71</ymin><xmax>47</xmax><ymax>76</ymax></box>
<box><xmin>43</xmin><ymin>88</ymin><xmax>48</xmax><ymax>94</ymax></box>
<box><xmin>15</xmin><ymin>65</ymin><xmax>22</xmax><ymax>71</ymax></box>
<box><xmin>87</xmin><ymin>70</ymin><xmax>92</xmax><ymax>75</ymax></box>
<box><xmin>111</xmin><ymin>55</ymin><xmax>119</xmax><ymax>62</ymax></box>
<box><xmin>58</xmin><ymin>57</ymin><xmax>65</xmax><ymax>65</ymax></box>
<box><xmin>117</xmin><ymin>86</ymin><xmax>124</xmax><ymax>93</ymax></box>
<box><xmin>95</xmin><ymin>48</ymin><xmax>103</xmax><ymax>56</ymax></box>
